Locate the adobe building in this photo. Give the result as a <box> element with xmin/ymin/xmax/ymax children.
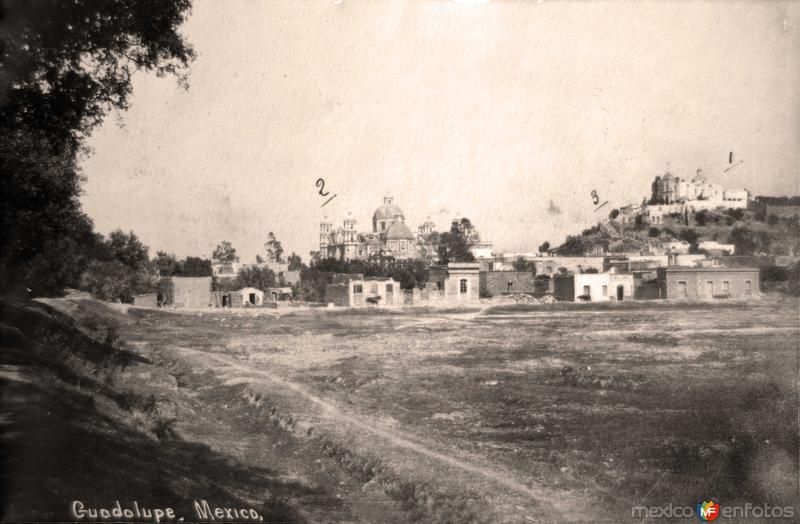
<box><xmin>655</xmin><ymin>267</ymin><xmax>759</xmax><ymax>299</ymax></box>
<box><xmin>325</xmin><ymin>274</ymin><xmax>402</xmax><ymax>307</ymax></box>
<box><xmin>553</xmin><ymin>272</ymin><xmax>634</xmax><ymax>302</ymax></box>
<box><xmin>480</xmin><ymin>271</ymin><xmax>536</xmax><ymax>296</ymax></box>
<box><xmin>428</xmin><ymin>262</ymin><xmax>480</xmax><ymax>302</ymax></box>
<box><xmin>168</xmin><ymin>276</ymin><xmax>212</xmax><ymax>308</ymax></box>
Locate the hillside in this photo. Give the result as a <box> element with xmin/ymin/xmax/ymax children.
<box><xmin>557</xmin><ymin>205</ymin><xmax>800</xmax><ymax>257</ymax></box>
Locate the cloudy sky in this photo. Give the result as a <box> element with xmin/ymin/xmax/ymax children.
<box><xmin>80</xmin><ymin>0</ymin><xmax>800</xmax><ymax>262</ymax></box>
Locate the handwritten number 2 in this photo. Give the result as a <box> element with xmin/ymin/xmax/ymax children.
<box><xmin>316</xmin><ymin>178</ymin><xmax>330</xmax><ymax>197</ymax></box>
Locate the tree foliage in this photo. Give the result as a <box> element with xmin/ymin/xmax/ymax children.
<box><xmin>556</xmin><ymin>235</ymin><xmax>593</xmax><ymax>256</ymax></box>
<box><xmin>512</xmin><ymin>257</ymin><xmax>535</xmax><ymax>272</ymax></box>
<box><xmin>1</xmin><ymin>0</ymin><xmax>194</xmax><ymax>296</ymax></box>
<box><xmin>436</xmin><ymin>218</ymin><xmax>477</xmax><ymax>265</ymax></box>
<box><xmin>235</xmin><ymin>266</ymin><xmax>276</xmax><ymax>292</ymax></box>
<box><xmin>212</xmin><ymin>241</ymin><xmax>237</xmax><ymax>263</ymax></box>
<box><xmin>264</xmin><ymin>231</ymin><xmax>284</xmax><ymax>263</ymax></box>
<box><xmin>287</xmin><ymin>252</ymin><xmax>305</xmax><ymax>271</ymax></box>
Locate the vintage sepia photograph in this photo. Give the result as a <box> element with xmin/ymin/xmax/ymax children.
<box><xmin>1</xmin><ymin>1</ymin><xmax>799</xmax><ymax>522</ymax></box>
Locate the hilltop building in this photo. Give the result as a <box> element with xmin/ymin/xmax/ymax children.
<box><xmin>645</xmin><ymin>168</ymin><xmax>748</xmax><ymax>223</ymax></box>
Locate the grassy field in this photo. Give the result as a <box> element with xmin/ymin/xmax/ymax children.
<box><xmin>5</xmin><ymin>297</ymin><xmax>798</xmax><ymax>522</ymax></box>
<box><xmin>111</xmin><ymin>297</ymin><xmax>799</xmax><ymax>522</ymax></box>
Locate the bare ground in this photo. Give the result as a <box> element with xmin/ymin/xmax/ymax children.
<box><xmin>3</xmin><ymin>296</ymin><xmax>799</xmax><ymax>522</ymax></box>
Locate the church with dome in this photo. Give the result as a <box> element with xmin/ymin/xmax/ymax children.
<box><xmin>319</xmin><ymin>196</ymin><xmax>437</xmax><ymax>262</ymax></box>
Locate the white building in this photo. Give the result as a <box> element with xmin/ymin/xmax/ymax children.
<box><xmin>553</xmin><ymin>272</ymin><xmax>634</xmax><ymax>302</ymax></box>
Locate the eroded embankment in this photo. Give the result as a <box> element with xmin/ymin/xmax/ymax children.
<box><xmin>0</xmin><ymin>298</ymin><xmax>395</xmax><ymax>523</ymax></box>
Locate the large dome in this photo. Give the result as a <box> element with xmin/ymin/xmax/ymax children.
<box><xmin>384</xmin><ymin>222</ymin><xmax>414</xmax><ymax>240</ymax></box>
<box><xmin>373</xmin><ymin>203</ymin><xmax>405</xmax><ymax>222</ymax></box>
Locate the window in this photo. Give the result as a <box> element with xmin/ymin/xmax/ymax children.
<box><xmin>353</xmin><ymin>284</ymin><xmax>363</xmax><ymax>294</ymax></box>
<box><xmin>722</xmin><ymin>281</ymin><xmax>730</xmax><ymax>293</ymax></box>
<box><xmin>583</xmin><ymin>285</ymin><xmax>591</xmax><ymax>297</ymax></box>
<box><xmin>386</xmin><ymin>284</ymin><xmax>393</xmax><ymax>293</ymax></box>
<box><xmin>381</xmin><ymin>223</ymin><xmax>385</xmax><ymax>231</ymax></box>
<box><xmin>678</xmin><ymin>281</ymin><xmax>687</xmax><ymax>298</ymax></box>
<box><xmin>507</xmin><ymin>282</ymin><xmax>513</xmax><ymax>292</ymax></box>
<box><xmin>706</xmin><ymin>281</ymin><xmax>713</xmax><ymax>296</ymax></box>
<box><xmin>371</xmin><ymin>283</ymin><xmax>378</xmax><ymax>294</ymax></box>
<box><xmin>602</xmin><ymin>285</ymin><xmax>608</xmax><ymax>297</ymax></box>
<box><xmin>460</xmin><ymin>279</ymin><xmax>467</xmax><ymax>294</ymax></box>
<box><xmin>745</xmin><ymin>280</ymin><xmax>752</xmax><ymax>295</ymax></box>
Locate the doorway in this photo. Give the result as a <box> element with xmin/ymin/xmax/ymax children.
<box><xmin>616</xmin><ymin>285</ymin><xmax>624</xmax><ymax>301</ymax></box>
<box><xmin>249</xmin><ymin>293</ymin><xmax>257</xmax><ymax>305</ymax></box>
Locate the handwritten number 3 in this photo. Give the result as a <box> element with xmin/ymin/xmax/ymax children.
<box><xmin>591</xmin><ymin>190</ymin><xmax>599</xmax><ymax>205</ymax></box>
<box><xmin>316</xmin><ymin>178</ymin><xmax>330</xmax><ymax>197</ymax></box>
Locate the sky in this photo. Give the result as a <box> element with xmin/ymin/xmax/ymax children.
<box><xmin>79</xmin><ymin>0</ymin><xmax>800</xmax><ymax>262</ymax></box>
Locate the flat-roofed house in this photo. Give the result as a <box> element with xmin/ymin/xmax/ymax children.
<box><xmin>553</xmin><ymin>272</ymin><xmax>634</xmax><ymax>302</ymax></box>
<box><xmin>656</xmin><ymin>267</ymin><xmax>759</xmax><ymax>299</ymax></box>
<box><xmin>325</xmin><ymin>274</ymin><xmax>402</xmax><ymax>307</ymax></box>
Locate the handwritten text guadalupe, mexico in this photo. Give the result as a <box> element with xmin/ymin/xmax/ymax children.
<box><xmin>70</xmin><ymin>500</ymin><xmax>265</xmax><ymax>522</ymax></box>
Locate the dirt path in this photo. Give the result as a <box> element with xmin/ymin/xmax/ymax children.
<box><xmin>174</xmin><ymin>346</ymin><xmax>589</xmax><ymax>523</ymax></box>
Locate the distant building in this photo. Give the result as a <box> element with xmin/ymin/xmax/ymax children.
<box><xmin>553</xmin><ymin>272</ymin><xmax>634</xmax><ymax>302</ymax></box>
<box><xmin>167</xmin><ymin>276</ymin><xmax>212</xmax><ymax>308</ymax></box>
<box><xmin>239</xmin><ymin>287</ymin><xmax>264</xmax><ymax>306</ymax></box>
<box><xmin>282</xmin><ymin>270</ymin><xmax>301</xmax><ymax>286</ymax></box>
<box><xmin>469</xmin><ymin>242</ymin><xmax>494</xmax><ymax>259</ymax></box>
<box><xmin>698</xmin><ymin>241</ymin><xmax>735</xmax><ymax>255</ymax></box>
<box><xmin>656</xmin><ymin>267</ymin><xmax>759</xmax><ymax>299</ymax></box>
<box><xmin>325</xmin><ymin>273</ymin><xmax>403</xmax><ymax>307</ymax></box>
<box><xmin>650</xmin><ymin>168</ymin><xmax>748</xmax><ymax>208</ymax></box>
<box><xmin>267</xmin><ymin>287</ymin><xmax>293</xmax><ymax>301</ymax></box>
<box><xmin>533</xmin><ymin>256</ymin><xmax>605</xmax><ymax>276</ymax></box>
<box><xmin>428</xmin><ymin>262</ymin><xmax>480</xmax><ymax>302</ymax></box>
<box><xmin>320</xmin><ymin>196</ymin><xmax>437</xmax><ymax>262</ymax></box>
<box><xmin>480</xmin><ymin>271</ymin><xmax>536</xmax><ymax>296</ymax></box>
<box><xmin>132</xmin><ymin>294</ymin><xmax>157</xmax><ymax>307</ymax></box>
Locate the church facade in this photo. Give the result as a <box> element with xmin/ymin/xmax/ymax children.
<box><xmin>645</xmin><ymin>168</ymin><xmax>749</xmax><ymax>223</ymax></box>
<box><xmin>319</xmin><ymin>196</ymin><xmax>437</xmax><ymax>262</ymax></box>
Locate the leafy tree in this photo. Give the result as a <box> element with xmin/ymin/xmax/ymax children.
<box><xmin>287</xmin><ymin>252</ymin><xmax>305</xmax><ymax>271</ymax></box>
<box><xmin>256</xmin><ymin>254</ymin><xmax>265</xmax><ymax>264</ymax></box>
<box><xmin>729</xmin><ymin>227</ymin><xmax>770</xmax><ymax>256</ymax></box>
<box><xmin>648</xmin><ymin>227</ymin><xmax>660</xmax><ymax>238</ymax></box>
<box><xmin>154</xmin><ymin>251</ymin><xmax>178</xmax><ymax>277</ymax></box>
<box><xmin>556</xmin><ymin>235</ymin><xmax>592</xmax><ymax>256</ymax></box>
<box><xmin>678</xmin><ymin>229</ymin><xmax>699</xmax><ymax>252</ymax></box>
<box><xmin>264</xmin><ymin>232</ymin><xmax>284</xmax><ymax>263</ymax></box>
<box><xmin>212</xmin><ymin>241</ymin><xmax>237</xmax><ymax>263</ymax></box>
<box><xmin>513</xmin><ymin>257</ymin><xmax>535</xmax><ymax>272</ymax></box>
<box><xmin>180</xmin><ymin>256</ymin><xmax>212</xmax><ymax>277</ymax></box>
<box><xmin>538</xmin><ymin>241</ymin><xmax>550</xmax><ymax>253</ymax></box>
<box><xmin>1</xmin><ymin>0</ymin><xmax>194</xmax><ymax>296</ymax></box>
<box><xmin>235</xmin><ymin>266</ymin><xmax>276</xmax><ymax>292</ymax></box>
<box><xmin>436</xmin><ymin>219</ymin><xmax>477</xmax><ymax>264</ymax></box>
<box><xmin>106</xmin><ymin>230</ymin><xmax>149</xmax><ymax>270</ymax></box>
<box><xmin>81</xmin><ymin>259</ymin><xmax>156</xmax><ymax>302</ymax></box>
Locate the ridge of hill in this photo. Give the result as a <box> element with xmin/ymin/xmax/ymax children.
<box><xmin>556</xmin><ymin>203</ymin><xmax>799</xmax><ymax>257</ymax></box>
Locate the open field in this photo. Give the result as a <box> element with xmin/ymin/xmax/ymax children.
<box><xmin>4</xmin><ymin>297</ymin><xmax>799</xmax><ymax>522</ymax></box>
